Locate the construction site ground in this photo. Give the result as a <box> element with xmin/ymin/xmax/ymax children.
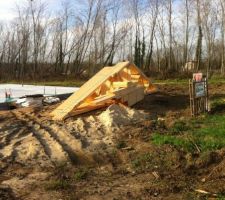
<box><xmin>0</xmin><ymin>82</ymin><xmax>225</xmax><ymax>200</ymax></box>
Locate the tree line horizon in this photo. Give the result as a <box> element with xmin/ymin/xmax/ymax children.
<box><xmin>0</xmin><ymin>0</ymin><xmax>224</xmax><ymax>81</ymax></box>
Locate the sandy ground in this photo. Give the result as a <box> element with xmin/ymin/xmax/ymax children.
<box><xmin>0</xmin><ymin>83</ymin><xmax>225</xmax><ymax>199</ymax></box>
<box><xmin>0</xmin><ymin>104</ymin><xmax>148</xmax><ymax>166</ymax></box>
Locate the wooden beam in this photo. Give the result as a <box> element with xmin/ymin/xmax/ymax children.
<box><xmin>77</xmin><ymin>93</ymin><xmax>115</xmax><ymax>109</ymax></box>
<box><xmin>131</xmin><ymin>74</ymin><xmax>141</xmax><ymax>80</ymax></box>
<box><xmin>112</xmin><ymin>81</ymin><xmax>134</xmax><ymax>88</ymax></box>
<box><xmin>69</xmin><ymin>101</ymin><xmax>115</xmax><ymax>117</ymax></box>
<box><xmin>114</xmin><ymin>85</ymin><xmax>144</xmax><ymax>97</ymax></box>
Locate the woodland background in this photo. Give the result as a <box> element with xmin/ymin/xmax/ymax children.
<box><xmin>0</xmin><ymin>0</ymin><xmax>224</xmax><ymax>81</ymax></box>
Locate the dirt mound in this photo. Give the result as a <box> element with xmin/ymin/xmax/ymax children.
<box><xmin>98</xmin><ymin>104</ymin><xmax>148</xmax><ymax>128</ymax></box>
<box><xmin>0</xmin><ymin>104</ymin><xmax>148</xmax><ymax>168</ymax></box>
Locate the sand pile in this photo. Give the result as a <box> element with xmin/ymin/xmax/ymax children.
<box><xmin>0</xmin><ymin>104</ymin><xmax>148</xmax><ymax>167</ymax></box>
<box><xmin>98</xmin><ymin>104</ymin><xmax>148</xmax><ymax>128</ymax></box>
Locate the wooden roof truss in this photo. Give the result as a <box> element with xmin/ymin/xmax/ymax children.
<box><xmin>51</xmin><ymin>62</ymin><xmax>156</xmax><ymax>120</ymax></box>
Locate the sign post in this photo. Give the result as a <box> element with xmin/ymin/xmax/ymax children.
<box><xmin>189</xmin><ymin>73</ymin><xmax>209</xmax><ymax>116</ymax></box>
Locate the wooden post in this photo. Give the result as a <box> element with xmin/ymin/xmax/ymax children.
<box><xmin>189</xmin><ymin>79</ymin><xmax>193</xmax><ymax>116</ymax></box>
<box><xmin>189</xmin><ymin>76</ymin><xmax>209</xmax><ymax>116</ymax></box>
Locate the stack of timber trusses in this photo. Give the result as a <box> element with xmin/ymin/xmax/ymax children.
<box><xmin>51</xmin><ymin>61</ymin><xmax>157</xmax><ymax>120</ymax></box>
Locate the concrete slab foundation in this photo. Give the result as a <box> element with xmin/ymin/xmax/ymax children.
<box><xmin>0</xmin><ymin>84</ymin><xmax>79</xmax><ymax>103</ymax></box>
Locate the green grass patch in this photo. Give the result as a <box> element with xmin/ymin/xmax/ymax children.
<box><xmin>210</xmin><ymin>98</ymin><xmax>225</xmax><ymax>112</ymax></box>
<box><xmin>154</xmin><ymin>79</ymin><xmax>188</xmax><ymax>85</ymax></box>
<box><xmin>45</xmin><ymin>179</ymin><xmax>71</xmax><ymax>190</ymax></box>
<box><xmin>217</xmin><ymin>195</ymin><xmax>225</xmax><ymax>200</ymax></box>
<box><xmin>3</xmin><ymin>76</ymin><xmax>225</xmax><ymax>87</ymax></box>
<box><xmin>151</xmin><ymin>114</ymin><xmax>225</xmax><ymax>152</ymax></box>
<box><xmin>73</xmin><ymin>168</ymin><xmax>88</xmax><ymax>181</ymax></box>
<box><xmin>116</xmin><ymin>140</ymin><xmax>127</xmax><ymax>149</ymax></box>
<box><xmin>171</xmin><ymin>121</ymin><xmax>189</xmax><ymax>134</ymax></box>
<box><xmin>131</xmin><ymin>153</ymin><xmax>153</xmax><ymax>169</ymax></box>
<box><xmin>0</xmin><ymin>80</ymin><xmax>85</xmax><ymax>87</ymax></box>
<box><xmin>152</xmin><ymin>134</ymin><xmax>193</xmax><ymax>151</ymax></box>
<box><xmin>131</xmin><ymin>151</ymin><xmax>175</xmax><ymax>171</ymax></box>
<box><xmin>153</xmin><ymin>77</ymin><xmax>225</xmax><ymax>85</ymax></box>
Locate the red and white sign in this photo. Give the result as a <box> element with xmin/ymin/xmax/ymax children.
<box><xmin>193</xmin><ymin>73</ymin><xmax>203</xmax><ymax>82</ymax></box>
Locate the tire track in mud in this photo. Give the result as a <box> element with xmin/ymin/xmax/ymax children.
<box><xmin>0</xmin><ymin>115</ymin><xmax>26</xmax><ymax>143</ymax></box>
<box><xmin>0</xmin><ymin>113</ymin><xmax>46</xmax><ymax>164</ymax></box>
<box><xmin>12</xmin><ymin>111</ymin><xmax>70</xmax><ymax>164</ymax></box>
<box><xmin>0</xmin><ymin>127</ymin><xmax>26</xmax><ymax>149</ymax></box>
<box><xmin>49</xmin><ymin>123</ymin><xmax>91</xmax><ymax>164</ymax></box>
<box><xmin>0</xmin><ymin>129</ymin><xmax>31</xmax><ymax>163</ymax></box>
<box><xmin>24</xmin><ymin>113</ymin><xmax>92</xmax><ymax>164</ymax></box>
<box><xmin>0</xmin><ymin>120</ymin><xmax>28</xmax><ymax>161</ymax></box>
<box><xmin>63</xmin><ymin>121</ymin><xmax>91</xmax><ymax>149</ymax></box>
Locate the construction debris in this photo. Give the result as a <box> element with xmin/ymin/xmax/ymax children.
<box><xmin>13</xmin><ymin>95</ymin><xmax>60</xmax><ymax>108</ymax></box>
<box><xmin>14</xmin><ymin>95</ymin><xmax>44</xmax><ymax>108</ymax></box>
<box><xmin>194</xmin><ymin>189</ymin><xmax>218</xmax><ymax>197</ymax></box>
<box><xmin>51</xmin><ymin>61</ymin><xmax>156</xmax><ymax>120</ymax></box>
<box><xmin>43</xmin><ymin>96</ymin><xmax>60</xmax><ymax>105</ymax></box>
<box><xmin>152</xmin><ymin>171</ymin><xmax>160</xmax><ymax>179</ymax></box>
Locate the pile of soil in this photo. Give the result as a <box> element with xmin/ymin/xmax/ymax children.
<box><xmin>0</xmin><ymin>104</ymin><xmax>148</xmax><ymax>167</ymax></box>
<box><xmin>98</xmin><ymin>104</ymin><xmax>148</xmax><ymax>128</ymax></box>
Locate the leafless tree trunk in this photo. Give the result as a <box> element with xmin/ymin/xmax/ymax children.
<box><xmin>168</xmin><ymin>0</ymin><xmax>173</xmax><ymax>70</ymax></box>
<box><xmin>184</xmin><ymin>0</ymin><xmax>190</xmax><ymax>65</ymax></box>
<box><xmin>220</xmin><ymin>0</ymin><xmax>225</xmax><ymax>74</ymax></box>
<box><xmin>195</xmin><ymin>0</ymin><xmax>203</xmax><ymax>72</ymax></box>
<box><xmin>145</xmin><ymin>0</ymin><xmax>159</xmax><ymax>71</ymax></box>
<box><xmin>0</xmin><ymin>0</ymin><xmax>225</xmax><ymax>81</ymax></box>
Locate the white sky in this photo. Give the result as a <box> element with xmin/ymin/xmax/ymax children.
<box><xmin>0</xmin><ymin>0</ymin><xmax>17</xmax><ymax>21</ymax></box>
<box><xmin>0</xmin><ymin>0</ymin><xmax>62</xmax><ymax>21</ymax></box>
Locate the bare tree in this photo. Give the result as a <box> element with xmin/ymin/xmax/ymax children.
<box><xmin>220</xmin><ymin>0</ymin><xmax>225</xmax><ymax>74</ymax></box>
<box><xmin>0</xmin><ymin>0</ymin><xmax>225</xmax><ymax>81</ymax></box>
<box><xmin>145</xmin><ymin>0</ymin><xmax>159</xmax><ymax>71</ymax></box>
<box><xmin>184</xmin><ymin>0</ymin><xmax>190</xmax><ymax>64</ymax></box>
<box><xmin>168</xmin><ymin>0</ymin><xmax>173</xmax><ymax>70</ymax></box>
<box><xmin>195</xmin><ymin>0</ymin><xmax>203</xmax><ymax>71</ymax></box>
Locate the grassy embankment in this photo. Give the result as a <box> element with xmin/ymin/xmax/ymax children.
<box><xmin>151</xmin><ymin>96</ymin><xmax>225</xmax><ymax>153</ymax></box>
<box><xmin>0</xmin><ymin>80</ymin><xmax>85</xmax><ymax>87</ymax></box>
<box><xmin>1</xmin><ymin>75</ymin><xmax>225</xmax><ymax>87</ymax></box>
<box><xmin>153</xmin><ymin>76</ymin><xmax>225</xmax><ymax>159</ymax></box>
<box><xmin>154</xmin><ymin>76</ymin><xmax>225</xmax><ymax>85</ymax></box>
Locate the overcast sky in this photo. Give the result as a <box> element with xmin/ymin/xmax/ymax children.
<box><xmin>0</xmin><ymin>0</ymin><xmax>63</xmax><ymax>21</ymax></box>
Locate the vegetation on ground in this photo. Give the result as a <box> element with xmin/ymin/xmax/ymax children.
<box><xmin>154</xmin><ymin>76</ymin><xmax>225</xmax><ymax>85</ymax></box>
<box><xmin>45</xmin><ymin>179</ymin><xmax>71</xmax><ymax>190</ymax></box>
<box><xmin>151</xmin><ymin>99</ymin><xmax>225</xmax><ymax>153</ymax></box>
<box><xmin>73</xmin><ymin>168</ymin><xmax>88</xmax><ymax>181</ymax></box>
<box><xmin>116</xmin><ymin>140</ymin><xmax>127</xmax><ymax>149</ymax></box>
<box><xmin>2</xmin><ymin>76</ymin><xmax>225</xmax><ymax>87</ymax></box>
<box><xmin>45</xmin><ymin>167</ymin><xmax>89</xmax><ymax>191</ymax></box>
<box><xmin>0</xmin><ymin>80</ymin><xmax>85</xmax><ymax>87</ymax></box>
